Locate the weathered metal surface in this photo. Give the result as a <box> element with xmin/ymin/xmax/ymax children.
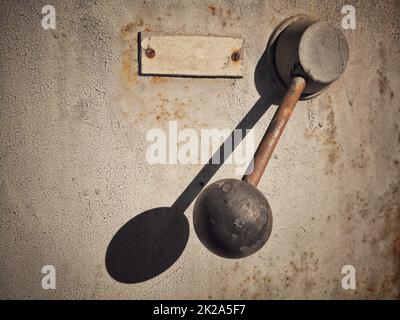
<box><xmin>242</xmin><ymin>76</ymin><xmax>306</xmax><ymax>186</ymax></box>
<box><xmin>139</xmin><ymin>32</ymin><xmax>244</xmax><ymax>77</ymax></box>
<box><xmin>193</xmin><ymin>179</ymin><xmax>272</xmax><ymax>259</ymax></box>
<box><xmin>1</xmin><ymin>0</ymin><xmax>399</xmax><ymax>300</ymax></box>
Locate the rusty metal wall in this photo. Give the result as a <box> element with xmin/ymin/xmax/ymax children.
<box><xmin>0</xmin><ymin>0</ymin><xmax>399</xmax><ymax>299</ymax></box>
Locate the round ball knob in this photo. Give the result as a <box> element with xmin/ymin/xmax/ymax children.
<box><xmin>193</xmin><ymin>179</ymin><xmax>273</xmax><ymax>258</ymax></box>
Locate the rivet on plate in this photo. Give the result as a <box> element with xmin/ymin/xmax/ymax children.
<box><xmin>145</xmin><ymin>48</ymin><xmax>155</xmax><ymax>58</ymax></box>
<box><xmin>231</xmin><ymin>51</ymin><xmax>240</xmax><ymax>62</ymax></box>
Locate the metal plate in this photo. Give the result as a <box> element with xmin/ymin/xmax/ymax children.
<box><xmin>139</xmin><ymin>32</ymin><xmax>244</xmax><ymax>78</ymax></box>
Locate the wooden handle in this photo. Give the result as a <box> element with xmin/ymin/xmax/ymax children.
<box><xmin>242</xmin><ymin>76</ymin><xmax>306</xmax><ymax>186</ymax></box>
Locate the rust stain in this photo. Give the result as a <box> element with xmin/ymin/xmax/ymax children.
<box><xmin>377</xmin><ymin>42</ymin><xmax>394</xmax><ymax>99</ymax></box>
<box><xmin>324</xmin><ymin>112</ymin><xmax>336</xmax><ymax>144</ymax></box>
<box><xmin>121</xmin><ymin>20</ymin><xmax>143</xmax><ymax>34</ymax></box>
<box><xmin>207</xmin><ymin>5</ymin><xmax>239</xmax><ymax>28</ymax></box>
<box><xmin>393</xmin><ymin>234</ymin><xmax>400</xmax><ymax>255</ymax></box>
<box><xmin>231</xmin><ymin>49</ymin><xmax>241</xmax><ymax>64</ymax></box>
<box><xmin>119</xmin><ymin>19</ymin><xmax>156</xmax><ymax>87</ymax></box>
<box><xmin>378</xmin><ymin>70</ymin><xmax>389</xmax><ymax>94</ymax></box>
<box><xmin>150</xmin><ymin>76</ymin><xmax>169</xmax><ymax>84</ymax></box>
<box><xmin>120</xmin><ymin>21</ymin><xmax>145</xmax><ymax>86</ymax></box>
<box><xmin>121</xmin><ymin>48</ymin><xmax>137</xmax><ymax>84</ymax></box>
<box><xmin>228</xmin><ymin>253</ymin><xmax>319</xmax><ymax>299</ymax></box>
<box><xmin>378</xmin><ymin>42</ymin><xmax>388</xmax><ymax>65</ymax></box>
<box><xmin>303</xmin><ymin>95</ymin><xmax>340</xmax><ymax>174</ymax></box>
<box><xmin>208</xmin><ymin>5</ymin><xmax>217</xmax><ymax>15</ymax></box>
<box><xmin>350</xmin><ymin>142</ymin><xmax>370</xmax><ymax>169</ymax></box>
<box><xmin>341</xmin><ymin>176</ymin><xmax>400</xmax><ymax>298</ymax></box>
<box><xmin>135</xmin><ymin>94</ymin><xmax>188</xmax><ymax>123</ymax></box>
<box><xmin>232</xmin><ymin>262</ymin><xmax>239</xmax><ymax>272</ymax></box>
<box><xmin>377</xmin><ymin>69</ymin><xmax>394</xmax><ymax>99</ymax></box>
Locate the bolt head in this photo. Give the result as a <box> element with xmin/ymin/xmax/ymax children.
<box><xmin>145</xmin><ymin>48</ymin><xmax>155</xmax><ymax>59</ymax></box>
<box><xmin>231</xmin><ymin>51</ymin><xmax>241</xmax><ymax>62</ymax></box>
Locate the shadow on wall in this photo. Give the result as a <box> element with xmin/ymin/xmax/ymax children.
<box><xmin>105</xmin><ymin>27</ymin><xmax>287</xmax><ymax>284</ymax></box>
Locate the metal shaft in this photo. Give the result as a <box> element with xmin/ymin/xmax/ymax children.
<box><xmin>242</xmin><ymin>76</ymin><xmax>306</xmax><ymax>186</ymax></box>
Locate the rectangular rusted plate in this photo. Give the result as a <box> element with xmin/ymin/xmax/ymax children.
<box><xmin>139</xmin><ymin>32</ymin><xmax>244</xmax><ymax>78</ymax></box>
